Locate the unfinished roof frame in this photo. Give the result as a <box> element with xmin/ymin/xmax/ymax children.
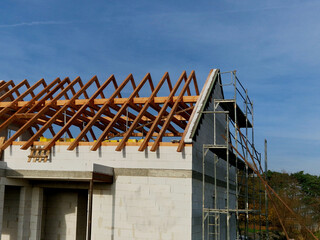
<box><xmin>0</xmin><ymin>70</ymin><xmax>200</xmax><ymax>152</ymax></box>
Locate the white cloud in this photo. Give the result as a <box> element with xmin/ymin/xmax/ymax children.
<box><xmin>0</xmin><ymin>20</ymin><xmax>73</xmax><ymax>28</ymax></box>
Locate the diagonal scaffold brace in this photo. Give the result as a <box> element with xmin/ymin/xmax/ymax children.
<box><xmin>222</xmin><ymin>128</ymin><xmax>319</xmax><ymax>240</ymax></box>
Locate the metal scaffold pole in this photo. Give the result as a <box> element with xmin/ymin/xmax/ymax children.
<box><xmin>251</xmin><ymin>100</ymin><xmax>256</xmax><ymax>240</ymax></box>
<box><xmin>201</xmin><ymin>70</ymin><xmax>268</xmax><ymax>240</ymax></box>
<box><xmin>226</xmin><ymin>115</ymin><xmax>230</xmax><ymax>240</ymax></box>
<box><xmin>234</xmin><ymin>75</ymin><xmax>239</xmax><ymax>240</ymax></box>
<box><xmin>202</xmin><ymin>146</ymin><xmax>205</xmax><ymax>240</ymax></box>
<box><xmin>245</xmin><ymin>89</ymin><xmax>249</xmax><ymax>238</ymax></box>
<box><xmin>214</xmin><ymin>155</ymin><xmax>218</xmax><ymax>239</ymax></box>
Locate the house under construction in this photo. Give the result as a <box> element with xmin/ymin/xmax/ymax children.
<box><xmin>0</xmin><ymin>69</ymin><xmax>268</xmax><ymax>240</ymax></box>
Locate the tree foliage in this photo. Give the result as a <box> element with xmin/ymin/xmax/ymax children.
<box><xmin>266</xmin><ymin>170</ymin><xmax>320</xmax><ymax>239</ymax></box>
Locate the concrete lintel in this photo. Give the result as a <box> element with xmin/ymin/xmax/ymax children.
<box><xmin>114</xmin><ymin>168</ymin><xmax>192</xmax><ymax>178</ymax></box>
<box><xmin>6</xmin><ymin>169</ymin><xmax>113</xmax><ymax>183</ymax></box>
<box><xmin>0</xmin><ymin>177</ymin><xmax>31</xmax><ymax>187</ymax></box>
<box><xmin>92</xmin><ymin>163</ymin><xmax>113</xmax><ymax>176</ymax></box>
<box><xmin>32</xmin><ymin>181</ymin><xmax>90</xmax><ymax>190</ymax></box>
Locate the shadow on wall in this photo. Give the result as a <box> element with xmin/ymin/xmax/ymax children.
<box><xmin>41</xmin><ymin>188</ymin><xmax>88</xmax><ymax>240</ymax></box>
<box><xmin>1</xmin><ymin>186</ymin><xmax>21</xmax><ymax>240</ymax></box>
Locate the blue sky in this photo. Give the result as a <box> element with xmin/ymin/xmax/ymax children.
<box><xmin>1</xmin><ymin>0</ymin><xmax>320</xmax><ymax>174</ymax></box>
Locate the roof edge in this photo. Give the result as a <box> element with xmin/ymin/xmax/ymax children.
<box><xmin>183</xmin><ymin>69</ymin><xmax>219</xmax><ymax>143</ymax></box>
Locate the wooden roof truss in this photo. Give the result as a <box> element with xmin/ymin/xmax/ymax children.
<box><xmin>0</xmin><ymin>71</ymin><xmax>199</xmax><ymax>152</ymax></box>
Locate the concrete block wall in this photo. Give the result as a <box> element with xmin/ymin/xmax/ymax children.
<box><xmin>30</xmin><ymin>187</ymin><xmax>43</xmax><ymax>240</ymax></box>
<box><xmin>3</xmin><ymin>145</ymin><xmax>192</xmax><ymax>173</ymax></box>
<box><xmin>1</xmin><ymin>186</ymin><xmax>20</xmax><ymax>240</ymax></box>
<box><xmin>0</xmin><ymin>182</ymin><xmax>45</xmax><ymax>240</ymax></box>
<box><xmin>92</xmin><ymin>175</ymin><xmax>192</xmax><ymax>240</ymax></box>
<box><xmin>17</xmin><ymin>186</ymin><xmax>32</xmax><ymax>240</ymax></box>
<box><xmin>191</xmin><ymin>79</ymin><xmax>235</xmax><ymax>176</ymax></box>
<box><xmin>41</xmin><ymin>189</ymin><xmax>78</xmax><ymax>240</ymax></box>
<box><xmin>192</xmin><ymin>178</ymin><xmax>237</xmax><ymax>239</ymax></box>
<box><xmin>0</xmin><ymin>183</ymin><xmax>4</xmax><ymax>238</ymax></box>
<box><xmin>192</xmin><ymin>178</ymin><xmax>214</xmax><ymax>239</ymax></box>
<box><xmin>191</xmin><ymin>79</ymin><xmax>237</xmax><ymax>239</ymax></box>
<box><xmin>2</xmin><ymin>145</ymin><xmax>194</xmax><ymax>240</ymax></box>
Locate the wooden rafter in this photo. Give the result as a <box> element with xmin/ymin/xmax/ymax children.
<box><xmin>0</xmin><ymin>70</ymin><xmax>201</xmax><ymax>152</ymax></box>
<box><xmin>138</xmin><ymin>71</ymin><xmax>187</xmax><ymax>151</ymax></box>
<box><xmin>42</xmin><ymin>75</ymin><xmax>114</xmax><ymax>150</ymax></box>
<box><xmin>91</xmin><ymin>73</ymin><xmax>151</xmax><ymax>151</ymax></box>
<box><xmin>0</xmin><ymin>79</ymin><xmax>27</xmax><ymax>103</ymax></box>
<box><xmin>177</xmin><ymin>69</ymin><xmax>213</xmax><ymax>152</ymax></box>
<box><xmin>20</xmin><ymin>76</ymin><xmax>96</xmax><ymax>150</ymax></box>
<box><xmin>0</xmin><ymin>77</ymin><xmax>70</xmax><ymax>150</ymax></box>
<box><xmin>0</xmin><ymin>80</ymin><xmax>17</xmax><ymax>101</ymax></box>
<box><xmin>149</xmin><ymin>71</ymin><xmax>197</xmax><ymax>152</ymax></box>
<box><xmin>115</xmin><ymin>72</ymin><xmax>171</xmax><ymax>151</ymax></box>
<box><xmin>66</xmin><ymin>75</ymin><xmax>119</xmax><ymax>150</ymax></box>
<box><xmin>0</xmin><ymin>79</ymin><xmax>46</xmax><ymax>118</ymax></box>
<box><xmin>68</xmin><ymin>74</ymin><xmax>138</xmax><ymax>150</ymax></box>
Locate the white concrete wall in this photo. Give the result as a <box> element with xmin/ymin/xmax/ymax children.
<box><xmin>17</xmin><ymin>186</ymin><xmax>32</xmax><ymax>240</ymax></box>
<box><xmin>1</xmin><ymin>186</ymin><xmax>20</xmax><ymax>240</ymax></box>
<box><xmin>0</xmin><ymin>183</ymin><xmax>5</xmax><ymax>238</ymax></box>
<box><xmin>3</xmin><ymin>145</ymin><xmax>192</xmax><ymax>172</ymax></box>
<box><xmin>41</xmin><ymin>189</ymin><xmax>78</xmax><ymax>240</ymax></box>
<box><xmin>92</xmin><ymin>176</ymin><xmax>192</xmax><ymax>240</ymax></box>
<box><xmin>2</xmin><ymin>145</ymin><xmax>194</xmax><ymax>240</ymax></box>
<box><xmin>30</xmin><ymin>187</ymin><xmax>43</xmax><ymax>240</ymax></box>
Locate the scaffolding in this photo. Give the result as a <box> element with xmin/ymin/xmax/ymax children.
<box><xmin>202</xmin><ymin>70</ymin><xmax>268</xmax><ymax>240</ymax></box>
